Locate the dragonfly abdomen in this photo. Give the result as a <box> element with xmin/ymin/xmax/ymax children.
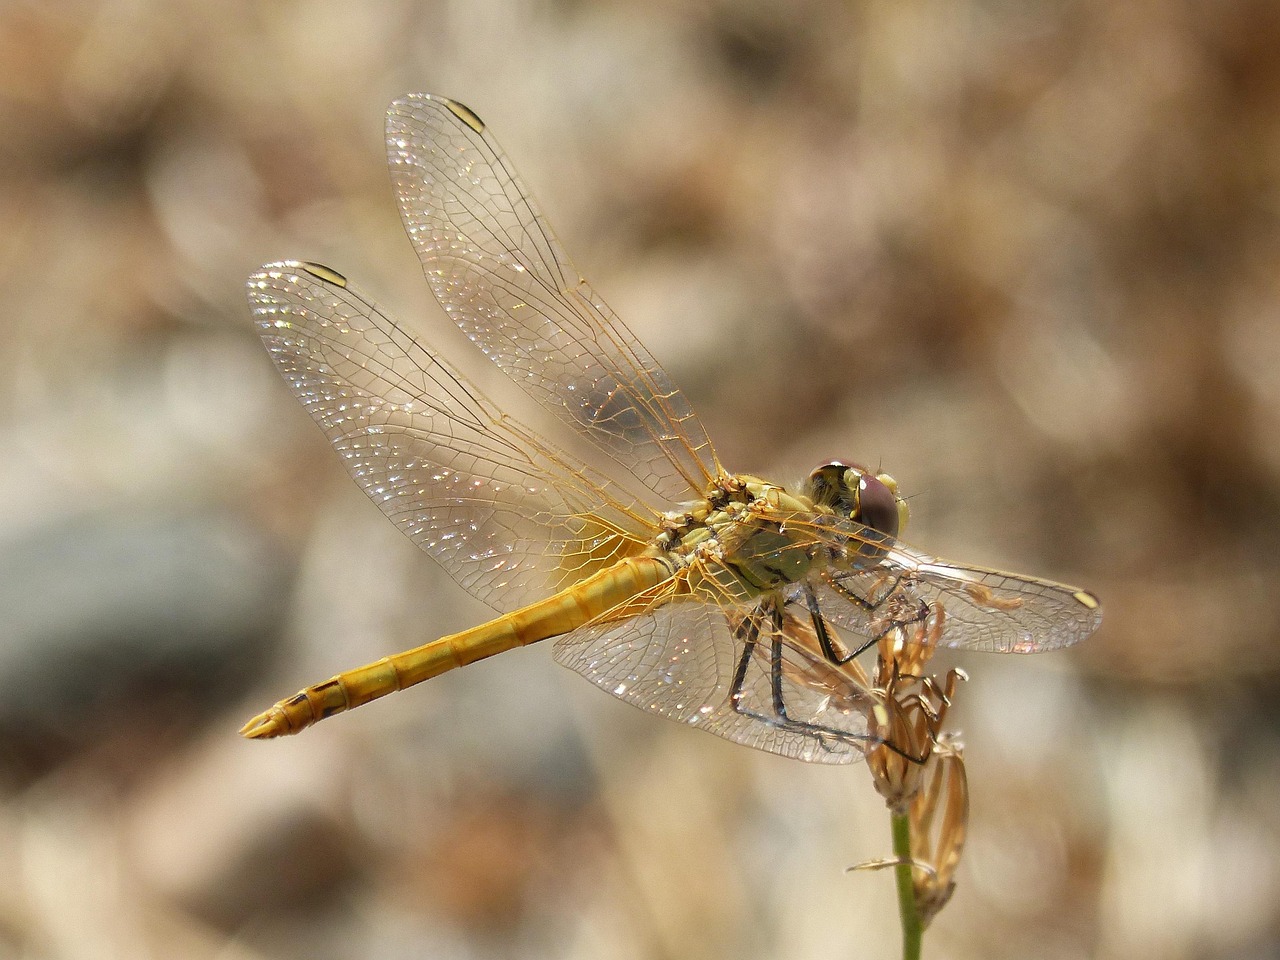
<box><xmin>240</xmin><ymin>555</ymin><xmax>674</xmax><ymax>738</ymax></box>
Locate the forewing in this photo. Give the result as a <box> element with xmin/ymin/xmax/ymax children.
<box><xmin>386</xmin><ymin>94</ymin><xmax>721</xmax><ymax>503</ymax></box>
<box><xmin>248</xmin><ymin>261</ymin><xmax>654</xmax><ymax>613</ymax></box>
<box><xmin>804</xmin><ymin>522</ymin><xmax>1103</xmax><ymax>654</ymax></box>
<box><xmin>554</xmin><ymin>594</ymin><xmax>875</xmax><ymax>765</ymax></box>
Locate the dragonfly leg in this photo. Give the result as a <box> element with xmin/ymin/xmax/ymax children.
<box><xmin>767</xmin><ymin>606</ymin><xmax>873</xmax><ymax>754</ymax></box>
<box><xmin>768</xmin><ymin>621</ymin><xmax>787</xmax><ymax>718</ymax></box>
<box><xmin>804</xmin><ymin>584</ymin><xmax>858</xmax><ymax>664</ymax></box>
<box><xmin>727</xmin><ymin>604</ymin><xmax>876</xmax><ymax>756</ymax></box>
<box><xmin>820</xmin><ymin>577</ymin><xmax>930</xmax><ymax>660</ymax></box>
<box><xmin>728</xmin><ymin>611</ymin><xmax>761</xmax><ymax>711</ymax></box>
<box><xmin>727</xmin><ymin>610</ymin><xmax>790</xmax><ymax>731</ymax></box>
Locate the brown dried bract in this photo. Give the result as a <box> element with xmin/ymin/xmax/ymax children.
<box><xmin>908</xmin><ymin>745</ymin><xmax>969</xmax><ymax>927</ymax></box>
<box><xmin>862</xmin><ymin>602</ymin><xmax>970</xmax><ymax>928</ymax></box>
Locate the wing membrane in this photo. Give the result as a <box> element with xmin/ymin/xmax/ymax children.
<box><xmin>386</xmin><ymin>93</ymin><xmax>721</xmax><ymax>503</ymax></box>
<box><xmin>554</xmin><ymin>590</ymin><xmax>877</xmax><ymax>765</ymax></box>
<box><xmin>248</xmin><ymin>261</ymin><xmax>655</xmax><ymax>612</ymax></box>
<box><xmin>801</xmin><ymin>522</ymin><xmax>1102</xmax><ymax>653</ymax></box>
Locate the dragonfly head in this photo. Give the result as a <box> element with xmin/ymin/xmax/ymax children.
<box><xmin>805</xmin><ymin>461</ymin><xmax>909</xmax><ymax>538</ymax></box>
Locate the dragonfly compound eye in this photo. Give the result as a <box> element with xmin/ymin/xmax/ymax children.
<box><xmin>856</xmin><ymin>472</ymin><xmax>901</xmax><ymax>538</ymax></box>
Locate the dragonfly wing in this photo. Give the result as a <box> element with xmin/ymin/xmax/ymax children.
<box><xmin>249</xmin><ymin>261</ymin><xmax>655</xmax><ymax>613</ymax></box>
<box><xmin>806</xmin><ymin>525</ymin><xmax>1102</xmax><ymax>653</ymax></box>
<box><xmin>386</xmin><ymin>94</ymin><xmax>721</xmax><ymax>503</ymax></box>
<box><xmin>553</xmin><ymin>596</ymin><xmax>875</xmax><ymax>764</ymax></box>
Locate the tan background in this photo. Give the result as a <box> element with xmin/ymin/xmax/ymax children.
<box><xmin>2</xmin><ymin>1</ymin><xmax>1278</xmax><ymax>958</ymax></box>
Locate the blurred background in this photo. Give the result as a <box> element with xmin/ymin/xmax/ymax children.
<box><xmin>2</xmin><ymin>0</ymin><xmax>1279</xmax><ymax>958</ymax></box>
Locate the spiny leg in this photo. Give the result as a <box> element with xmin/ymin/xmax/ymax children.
<box><xmin>804</xmin><ymin>583</ymin><xmax>857</xmax><ymax>664</ymax></box>
<box><xmin>728</xmin><ymin>605</ymin><xmax>796</xmax><ymax>731</ymax></box>
<box><xmin>728</xmin><ymin>610</ymin><xmax>762</xmax><ymax>715</ymax></box>
<box><xmin>821</xmin><ymin>575</ymin><xmax>931</xmax><ymax>659</ymax></box>
<box><xmin>769</xmin><ymin>606</ymin><xmax>787</xmax><ymax>718</ymax></box>
<box><xmin>767</xmin><ymin>604</ymin><xmax>880</xmax><ymax>754</ymax></box>
<box><xmin>726</xmin><ymin>601</ymin><xmax>875</xmax><ymax>755</ymax></box>
<box><xmin>793</xmin><ymin>589</ymin><xmax>932</xmax><ymax>764</ymax></box>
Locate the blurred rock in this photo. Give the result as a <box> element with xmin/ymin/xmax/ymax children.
<box><xmin>0</xmin><ymin>505</ymin><xmax>290</xmax><ymax>781</ymax></box>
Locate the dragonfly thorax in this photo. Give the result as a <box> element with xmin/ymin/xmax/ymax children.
<box><xmin>803</xmin><ymin>461</ymin><xmax>909</xmax><ymax>539</ymax></box>
<box><xmin>655</xmin><ymin>474</ymin><xmax>828</xmax><ymax>598</ymax></box>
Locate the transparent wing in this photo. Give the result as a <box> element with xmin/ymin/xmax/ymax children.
<box><xmin>798</xmin><ymin>521</ymin><xmax>1103</xmax><ymax>654</ymax></box>
<box><xmin>554</xmin><ymin>590</ymin><xmax>877</xmax><ymax>765</ymax></box>
<box><xmin>248</xmin><ymin>261</ymin><xmax>658</xmax><ymax>613</ymax></box>
<box><xmin>386</xmin><ymin>93</ymin><xmax>721</xmax><ymax>504</ymax></box>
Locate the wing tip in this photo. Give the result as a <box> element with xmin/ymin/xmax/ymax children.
<box><xmin>246</xmin><ymin>261</ymin><xmax>347</xmax><ymax>296</ymax></box>
<box><xmin>298</xmin><ymin>261</ymin><xmax>348</xmax><ymax>288</ymax></box>
<box><xmin>1075</xmin><ymin>588</ymin><xmax>1103</xmax><ymax>639</ymax></box>
<box><xmin>387</xmin><ymin>93</ymin><xmax>486</xmax><ymax>134</ymax></box>
<box><xmin>442</xmin><ymin>98</ymin><xmax>486</xmax><ymax>134</ymax></box>
<box><xmin>1073</xmin><ymin>589</ymin><xmax>1101</xmax><ymax>612</ymax></box>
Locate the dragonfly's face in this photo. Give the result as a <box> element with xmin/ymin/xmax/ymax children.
<box><xmin>804</xmin><ymin>461</ymin><xmax>909</xmax><ymax>539</ymax></box>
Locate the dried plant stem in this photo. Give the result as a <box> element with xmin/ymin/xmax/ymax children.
<box><xmin>891</xmin><ymin>810</ymin><xmax>923</xmax><ymax>960</ymax></box>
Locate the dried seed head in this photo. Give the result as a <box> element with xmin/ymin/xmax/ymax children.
<box><xmin>865</xmin><ymin>605</ymin><xmax>959</xmax><ymax>808</ymax></box>
<box><xmin>861</xmin><ymin>599</ymin><xmax>969</xmax><ymax>929</ymax></box>
<box><xmin>866</xmin><ymin>692</ymin><xmax>927</xmax><ymax>809</ymax></box>
<box><xmin>877</xmin><ymin>601</ymin><xmax>945</xmax><ymax>684</ymax></box>
<box><xmin>908</xmin><ymin>746</ymin><xmax>969</xmax><ymax>928</ymax></box>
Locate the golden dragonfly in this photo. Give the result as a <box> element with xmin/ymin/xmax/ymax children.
<box><xmin>242</xmin><ymin>94</ymin><xmax>1101</xmax><ymax>763</ymax></box>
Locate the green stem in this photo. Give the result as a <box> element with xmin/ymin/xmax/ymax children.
<box><xmin>891</xmin><ymin>810</ymin><xmax>923</xmax><ymax>960</ymax></box>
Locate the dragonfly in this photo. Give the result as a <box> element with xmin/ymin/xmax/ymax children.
<box><xmin>242</xmin><ymin>94</ymin><xmax>1101</xmax><ymax>764</ymax></box>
